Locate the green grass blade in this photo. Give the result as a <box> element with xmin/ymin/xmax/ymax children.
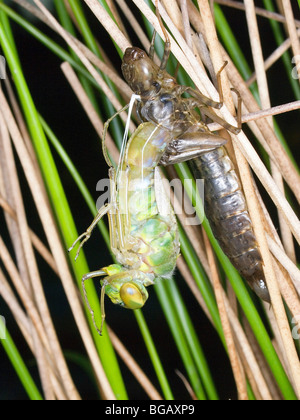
<box><xmin>68</xmin><ymin>0</ymin><xmax>101</xmax><ymax>57</ymax></box>
<box><xmin>153</xmin><ymin>267</ymin><xmax>219</xmax><ymax>399</ymax></box>
<box><xmin>134</xmin><ymin>310</ymin><xmax>174</xmax><ymax>400</ymax></box>
<box><xmin>53</xmin><ymin>0</ymin><xmax>101</xmax><ymax>114</ymax></box>
<box><xmin>0</xmin><ymin>2</ymin><xmax>115</xmax><ymax>95</ymax></box>
<box><xmin>154</xmin><ymin>268</ymin><xmax>217</xmax><ymax>399</ymax></box>
<box><xmin>166</xmin><ymin>278</ymin><xmax>219</xmax><ymax>400</ymax></box>
<box><xmin>0</xmin><ymin>8</ymin><xmax>19</xmax><ymax>67</ymax></box>
<box><xmin>94</xmin><ymin>0</ymin><xmax>123</xmax><ymax>58</ymax></box>
<box><xmin>178</xmin><ymin>222</ymin><xmax>225</xmax><ymax>342</ymax></box>
<box><xmin>40</xmin><ymin>115</ymin><xmax>110</xmax><ymax>247</ymax></box>
<box><xmin>155</xmin><ymin>279</ymin><xmax>207</xmax><ymax>400</ymax></box>
<box><xmin>66</xmin><ymin>0</ymin><xmax>125</xmax><ymax>149</ymax></box>
<box><xmin>175</xmin><ymin>162</ymin><xmax>297</xmax><ymax>400</ymax></box>
<box><xmin>0</xmin><ymin>17</ymin><xmax>127</xmax><ymax>400</ymax></box>
<box><xmin>37</xmin><ymin>119</ymin><xmax>128</xmax><ymax>399</ymax></box>
<box><xmin>0</xmin><ymin>320</ymin><xmax>43</xmax><ymax>400</ymax></box>
<box><xmin>263</xmin><ymin>0</ymin><xmax>300</xmax><ymax>100</ymax></box>
<box><xmin>40</xmin><ymin>114</ymin><xmax>175</xmax><ymax>400</ymax></box>
<box><xmin>214</xmin><ymin>3</ymin><xmax>299</xmax><ymax>172</ymax></box>
<box><xmin>40</xmin><ymin>3</ymin><xmax>213</xmax><ymax>398</ymax></box>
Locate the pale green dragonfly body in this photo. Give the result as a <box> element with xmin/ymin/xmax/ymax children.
<box><xmin>69</xmin><ymin>119</ymin><xmax>180</xmax><ymax>335</ymax></box>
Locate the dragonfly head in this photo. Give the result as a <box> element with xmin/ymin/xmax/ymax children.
<box><xmin>122</xmin><ymin>47</ymin><xmax>163</xmax><ymax>99</ymax></box>
<box><xmin>101</xmin><ymin>264</ymin><xmax>150</xmax><ymax>309</ymax></box>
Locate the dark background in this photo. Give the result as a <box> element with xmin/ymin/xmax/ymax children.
<box><xmin>0</xmin><ymin>0</ymin><xmax>299</xmax><ymax>400</ymax></box>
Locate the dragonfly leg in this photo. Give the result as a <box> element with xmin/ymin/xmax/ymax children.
<box><xmin>102</xmin><ymin>103</ymin><xmax>130</xmax><ymax>167</ymax></box>
<box><xmin>216</xmin><ymin>61</ymin><xmax>227</xmax><ymax>105</ymax></box>
<box><xmin>201</xmin><ymin>105</ymin><xmax>241</xmax><ymax>135</ymax></box>
<box><xmin>149</xmin><ymin>30</ymin><xmax>156</xmax><ymax>60</ymax></box>
<box><xmin>179</xmin><ymin>62</ymin><xmax>229</xmax><ymax>109</ymax></box>
<box><xmin>155</xmin><ymin>0</ymin><xmax>171</xmax><ymax>71</ymax></box>
<box><xmin>160</xmin><ymin>131</ymin><xmax>227</xmax><ymax>166</ymax></box>
<box><xmin>180</xmin><ymin>62</ymin><xmax>243</xmax><ymax>132</ymax></box>
<box><xmin>182</xmin><ymin>86</ymin><xmax>223</xmax><ymax>110</ymax></box>
<box><xmin>69</xmin><ymin>203</ymin><xmax>111</xmax><ymax>260</ymax></box>
<box><xmin>82</xmin><ymin>270</ymin><xmax>107</xmax><ymax>336</ymax></box>
<box><xmin>181</xmin><ymin>86</ymin><xmax>242</xmax><ymax>135</ymax></box>
<box><xmin>231</xmin><ymin>88</ymin><xmax>242</xmax><ymax>131</ymax></box>
<box><xmin>83</xmin><ymin>269</ymin><xmax>147</xmax><ymax>336</ymax></box>
<box><xmin>215</xmin><ymin>63</ymin><xmax>243</xmax><ymax>133</ymax></box>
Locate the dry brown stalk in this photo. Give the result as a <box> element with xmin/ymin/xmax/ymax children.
<box><xmin>281</xmin><ymin>0</ymin><xmax>300</xmax><ymax>80</ymax></box>
<box><xmin>0</xmin><ymin>88</ymin><xmax>116</xmax><ymax>400</ymax></box>
<box><xmin>107</xmin><ymin>327</ymin><xmax>163</xmax><ymax>400</ymax></box>
<box><xmin>215</xmin><ymin>0</ymin><xmax>300</xmax><ymax>28</ymax></box>
<box><xmin>0</xmin><ymin>110</ymin><xmax>80</xmax><ymax>399</ymax></box>
<box><xmin>33</xmin><ymin>0</ymin><xmax>132</xmax><ymax>133</ymax></box>
<box><xmin>242</xmin><ymin>0</ymin><xmax>300</xmax><ymax>397</ymax></box>
<box><xmin>61</xmin><ymin>61</ymin><xmax>120</xmax><ymax>164</ymax></box>
<box><xmin>0</xmin><ymin>194</ymin><xmax>58</xmax><ymax>274</ymax></box>
<box><xmin>203</xmin><ymin>232</ymin><xmax>248</xmax><ymax>400</ymax></box>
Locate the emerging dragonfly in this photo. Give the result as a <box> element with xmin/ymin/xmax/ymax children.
<box><xmin>69</xmin><ymin>93</ymin><xmax>180</xmax><ymax>336</ymax></box>
<box><xmin>70</xmin><ymin>1</ymin><xmax>270</xmax><ymax>335</ymax></box>
<box><xmin>121</xmin><ymin>2</ymin><xmax>270</xmax><ymax>302</ymax></box>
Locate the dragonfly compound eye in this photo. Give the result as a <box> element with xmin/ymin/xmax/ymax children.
<box><xmin>120</xmin><ymin>282</ymin><xmax>145</xmax><ymax>310</ymax></box>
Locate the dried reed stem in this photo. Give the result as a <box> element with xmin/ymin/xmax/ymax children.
<box><xmin>0</xmin><ymin>109</ymin><xmax>79</xmax><ymax>399</ymax></box>
<box><xmin>215</xmin><ymin>0</ymin><xmax>300</xmax><ymax>28</ymax></box>
<box><xmin>208</xmin><ymin>100</ymin><xmax>300</xmax><ymax>130</ymax></box>
<box><xmin>6</xmin><ymin>0</ymin><xmax>299</xmax><ymax>400</ymax></box>
<box><xmin>244</xmin><ymin>0</ymin><xmax>296</xmax><ymax>264</ymax></box>
<box><xmin>268</xmin><ymin>236</ymin><xmax>300</xmax><ymax>296</ymax></box>
<box><xmin>243</xmin><ymin>0</ymin><xmax>300</xmax><ymax>397</ymax></box>
<box><xmin>195</xmin><ymin>0</ymin><xmax>281</xmax><ymax>400</ymax></box>
<box><xmin>33</xmin><ymin>0</ymin><xmax>131</xmax><ymax>132</ymax></box>
<box><xmin>0</xmin><ymin>194</ymin><xmax>58</xmax><ymax>274</ymax></box>
<box><xmin>107</xmin><ymin>327</ymin><xmax>163</xmax><ymax>400</ymax></box>
<box><xmin>224</xmin><ymin>298</ymin><xmax>272</xmax><ymax>400</ymax></box>
<box><xmin>247</xmin><ymin>33</ymin><xmax>300</xmax><ymax>87</ymax></box>
<box><xmin>0</xmin><ymin>88</ymin><xmax>116</xmax><ymax>400</ymax></box>
<box><xmin>83</xmin><ymin>0</ymin><xmax>130</xmax><ymax>51</ymax></box>
<box><xmin>116</xmin><ymin>0</ymin><xmax>153</xmax><ymax>53</ymax></box>
<box><xmin>61</xmin><ymin>62</ymin><xmax>119</xmax><ymax>164</ymax></box>
<box><xmin>203</xmin><ymin>232</ymin><xmax>248</xmax><ymax>400</ymax></box>
<box><xmin>281</xmin><ymin>0</ymin><xmax>300</xmax><ymax>79</ymax></box>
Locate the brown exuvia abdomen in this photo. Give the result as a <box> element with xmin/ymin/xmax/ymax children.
<box><xmin>189</xmin><ymin>146</ymin><xmax>270</xmax><ymax>302</ymax></box>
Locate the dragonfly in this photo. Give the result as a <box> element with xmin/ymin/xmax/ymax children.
<box><xmin>69</xmin><ymin>93</ymin><xmax>180</xmax><ymax>336</ymax></box>
<box><xmin>121</xmin><ymin>1</ymin><xmax>270</xmax><ymax>302</ymax></box>
<box><xmin>69</xmin><ymin>1</ymin><xmax>270</xmax><ymax>335</ymax></box>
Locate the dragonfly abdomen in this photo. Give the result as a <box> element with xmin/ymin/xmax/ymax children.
<box><xmin>123</xmin><ymin>122</ymin><xmax>180</xmax><ymax>279</ymax></box>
